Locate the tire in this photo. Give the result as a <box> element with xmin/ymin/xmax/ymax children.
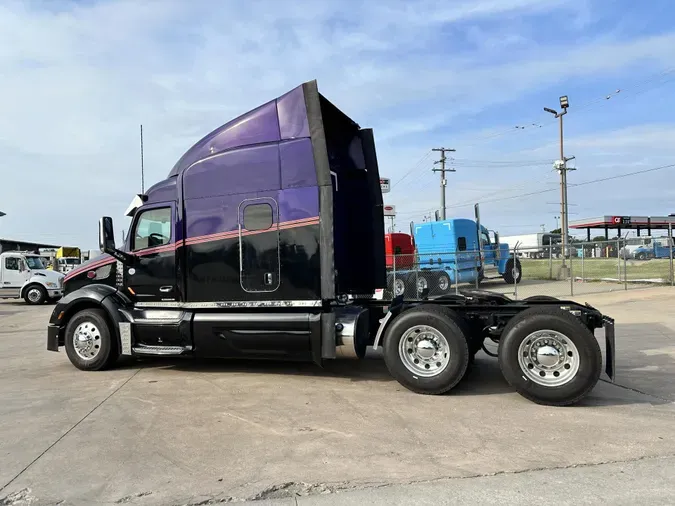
<box><xmin>64</xmin><ymin>309</ymin><xmax>119</xmax><ymax>371</ymax></box>
<box><xmin>636</xmin><ymin>252</ymin><xmax>646</xmax><ymax>260</ymax></box>
<box><xmin>24</xmin><ymin>284</ymin><xmax>47</xmax><ymax>305</ymax></box>
<box><xmin>503</xmin><ymin>258</ymin><xmax>522</xmax><ymax>284</ymax></box>
<box><xmin>523</xmin><ymin>295</ymin><xmax>559</xmax><ymax>302</ymax></box>
<box><xmin>498</xmin><ymin>306</ymin><xmax>602</xmax><ymax>406</ymax></box>
<box><xmin>382</xmin><ymin>305</ymin><xmax>470</xmax><ymax>395</ymax></box>
<box><xmin>429</xmin><ymin>272</ymin><xmax>451</xmax><ymax>296</ymax></box>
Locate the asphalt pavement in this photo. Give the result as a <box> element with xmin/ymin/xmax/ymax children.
<box><xmin>0</xmin><ymin>287</ymin><xmax>674</xmax><ymax>506</ymax></box>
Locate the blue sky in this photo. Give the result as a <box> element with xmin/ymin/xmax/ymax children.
<box><xmin>1</xmin><ymin>0</ymin><xmax>674</xmax><ymax>247</ymax></box>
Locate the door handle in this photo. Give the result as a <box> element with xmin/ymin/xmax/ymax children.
<box><xmin>264</xmin><ymin>273</ymin><xmax>273</xmax><ymax>286</ymax></box>
<box><xmin>159</xmin><ymin>286</ymin><xmax>173</xmax><ymax>293</ymax></box>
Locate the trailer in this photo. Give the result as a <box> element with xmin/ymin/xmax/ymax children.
<box><xmin>46</xmin><ymin>80</ymin><xmax>615</xmax><ymax>405</ymax></box>
<box><xmin>500</xmin><ymin>233</ymin><xmax>561</xmax><ymax>259</ymax></box>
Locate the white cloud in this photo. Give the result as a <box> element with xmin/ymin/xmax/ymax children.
<box><xmin>0</xmin><ymin>0</ymin><xmax>674</xmax><ymax>245</ymax></box>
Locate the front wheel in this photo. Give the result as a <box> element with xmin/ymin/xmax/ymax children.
<box><xmin>498</xmin><ymin>307</ymin><xmax>602</xmax><ymax>406</ymax></box>
<box><xmin>382</xmin><ymin>306</ymin><xmax>469</xmax><ymax>395</ymax></box>
<box><xmin>503</xmin><ymin>258</ymin><xmax>522</xmax><ymax>284</ymax></box>
<box><xmin>24</xmin><ymin>284</ymin><xmax>46</xmax><ymax>305</ymax></box>
<box><xmin>636</xmin><ymin>252</ymin><xmax>647</xmax><ymax>260</ymax></box>
<box><xmin>65</xmin><ymin>309</ymin><xmax>119</xmax><ymax>371</ymax></box>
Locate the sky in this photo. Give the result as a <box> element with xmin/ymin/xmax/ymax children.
<box><xmin>1</xmin><ymin>0</ymin><xmax>674</xmax><ymax>248</ymax></box>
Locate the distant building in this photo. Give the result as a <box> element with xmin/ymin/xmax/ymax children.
<box><xmin>0</xmin><ymin>238</ymin><xmax>60</xmax><ymax>254</ymax></box>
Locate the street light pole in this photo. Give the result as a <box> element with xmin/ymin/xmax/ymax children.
<box><xmin>544</xmin><ymin>96</ymin><xmax>572</xmax><ymax>277</ymax></box>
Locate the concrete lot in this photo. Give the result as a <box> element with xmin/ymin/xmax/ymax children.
<box><xmin>1</xmin><ymin>287</ymin><xmax>674</xmax><ymax>505</ymax></box>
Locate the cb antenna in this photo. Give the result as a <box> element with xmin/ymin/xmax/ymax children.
<box><xmin>140</xmin><ymin>124</ymin><xmax>145</xmax><ymax>194</ymax></box>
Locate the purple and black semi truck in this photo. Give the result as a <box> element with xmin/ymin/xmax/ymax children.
<box><xmin>47</xmin><ymin>80</ymin><xmax>615</xmax><ymax>405</ymax></box>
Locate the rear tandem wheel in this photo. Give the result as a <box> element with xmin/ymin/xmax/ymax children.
<box><xmin>498</xmin><ymin>306</ymin><xmax>602</xmax><ymax>406</ymax></box>
<box><xmin>382</xmin><ymin>305</ymin><xmax>470</xmax><ymax>395</ymax></box>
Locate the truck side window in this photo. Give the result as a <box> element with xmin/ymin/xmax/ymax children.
<box><xmin>5</xmin><ymin>257</ymin><xmax>19</xmax><ymax>270</ymax></box>
<box><xmin>243</xmin><ymin>203</ymin><xmax>273</xmax><ymax>231</ymax></box>
<box><xmin>132</xmin><ymin>207</ymin><xmax>172</xmax><ymax>251</ymax></box>
<box><xmin>457</xmin><ymin>237</ymin><xmax>467</xmax><ymax>251</ymax></box>
<box><xmin>481</xmin><ymin>232</ymin><xmax>490</xmax><ymax>246</ymax></box>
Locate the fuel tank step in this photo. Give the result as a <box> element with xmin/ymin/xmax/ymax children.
<box><xmin>132</xmin><ymin>345</ymin><xmax>188</xmax><ymax>356</ymax></box>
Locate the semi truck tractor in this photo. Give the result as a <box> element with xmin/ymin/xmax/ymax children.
<box><xmin>624</xmin><ymin>236</ymin><xmax>673</xmax><ymax>260</ymax></box>
<box><xmin>46</xmin><ymin>80</ymin><xmax>614</xmax><ymax>405</ymax></box>
<box><xmin>0</xmin><ymin>251</ymin><xmax>64</xmax><ymax>303</ymax></box>
<box><xmin>412</xmin><ymin>216</ymin><xmax>522</xmax><ymax>286</ymax></box>
<box><xmin>385</xmin><ymin>216</ymin><xmax>521</xmax><ymax>300</ymax></box>
<box><xmin>56</xmin><ymin>247</ymin><xmax>82</xmax><ymax>273</ymax></box>
<box><xmin>384</xmin><ymin>232</ymin><xmax>452</xmax><ymax>299</ymax></box>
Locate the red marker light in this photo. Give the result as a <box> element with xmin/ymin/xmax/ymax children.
<box><xmin>87</xmin><ymin>271</ymin><xmax>96</xmax><ymax>279</ymax></box>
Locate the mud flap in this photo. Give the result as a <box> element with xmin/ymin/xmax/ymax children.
<box><xmin>603</xmin><ymin>316</ymin><xmax>615</xmax><ymax>381</ymax></box>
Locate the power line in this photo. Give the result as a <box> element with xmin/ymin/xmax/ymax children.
<box><xmin>572</xmin><ymin>163</ymin><xmax>675</xmax><ymax>187</ymax></box>
<box><xmin>396</xmin><ymin>162</ymin><xmax>675</xmax><ymax>218</ymax></box>
<box><xmin>391</xmin><ymin>68</ymin><xmax>675</xmax><ymax>198</ymax></box>
<box><xmin>391</xmin><ymin>150</ymin><xmax>433</xmax><ymax>190</ymax></box>
<box><xmin>457</xmin><ymin>67</ymin><xmax>675</xmax><ymax>149</ymax></box>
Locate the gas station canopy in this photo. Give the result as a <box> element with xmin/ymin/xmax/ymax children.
<box><xmin>570</xmin><ymin>215</ymin><xmax>675</xmax><ymax>241</ymax></box>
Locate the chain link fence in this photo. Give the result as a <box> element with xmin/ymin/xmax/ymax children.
<box><xmin>381</xmin><ymin>238</ymin><xmax>674</xmax><ymax>301</ymax></box>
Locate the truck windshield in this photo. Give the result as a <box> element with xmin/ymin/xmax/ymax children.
<box><xmin>25</xmin><ymin>257</ymin><xmax>46</xmax><ymax>269</ymax></box>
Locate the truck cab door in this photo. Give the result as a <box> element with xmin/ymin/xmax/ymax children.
<box><xmin>0</xmin><ymin>255</ymin><xmax>26</xmax><ymax>297</ymax></box>
<box><xmin>125</xmin><ymin>203</ymin><xmax>178</xmax><ymax>302</ymax></box>
<box><xmin>238</xmin><ymin>198</ymin><xmax>280</xmax><ymax>293</ymax></box>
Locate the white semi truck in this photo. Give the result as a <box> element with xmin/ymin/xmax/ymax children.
<box><xmin>0</xmin><ymin>251</ymin><xmax>65</xmax><ymax>304</ymax></box>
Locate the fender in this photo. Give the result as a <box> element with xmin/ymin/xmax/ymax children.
<box><xmin>47</xmin><ymin>284</ymin><xmax>132</xmax><ymax>351</ymax></box>
<box><xmin>20</xmin><ymin>276</ymin><xmax>49</xmax><ymax>299</ymax></box>
<box><xmin>371</xmin><ymin>296</ymin><xmax>406</xmax><ymax>350</ymax></box>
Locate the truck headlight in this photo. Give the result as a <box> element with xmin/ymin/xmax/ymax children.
<box><xmin>46</xmin><ymin>282</ymin><xmax>57</xmax><ymax>288</ymax></box>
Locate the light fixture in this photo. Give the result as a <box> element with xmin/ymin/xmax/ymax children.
<box><xmin>559</xmin><ymin>95</ymin><xmax>569</xmax><ymax>109</ymax></box>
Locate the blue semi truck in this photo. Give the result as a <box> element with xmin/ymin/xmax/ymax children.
<box><xmin>413</xmin><ymin>217</ymin><xmax>521</xmax><ymax>285</ymax></box>
<box><xmin>625</xmin><ymin>236</ymin><xmax>673</xmax><ymax>260</ymax></box>
<box><xmin>384</xmin><ymin>210</ymin><xmax>522</xmax><ymax>299</ymax></box>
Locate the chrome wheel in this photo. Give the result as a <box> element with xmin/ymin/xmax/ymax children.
<box><xmin>438</xmin><ymin>274</ymin><xmax>449</xmax><ymax>291</ymax></box>
<box><xmin>394</xmin><ymin>278</ymin><xmax>405</xmax><ymax>296</ymax></box>
<box><xmin>399</xmin><ymin>325</ymin><xmax>450</xmax><ymax>377</ymax></box>
<box><xmin>27</xmin><ymin>287</ymin><xmax>43</xmax><ymax>303</ymax></box>
<box><xmin>72</xmin><ymin>321</ymin><xmax>102</xmax><ymax>360</ymax></box>
<box><xmin>517</xmin><ymin>330</ymin><xmax>579</xmax><ymax>386</ymax></box>
<box><xmin>416</xmin><ymin>277</ymin><xmax>428</xmax><ymax>293</ymax></box>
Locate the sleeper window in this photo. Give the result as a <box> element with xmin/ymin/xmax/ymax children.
<box><xmin>243</xmin><ymin>203</ymin><xmax>273</xmax><ymax>231</ymax></box>
<box><xmin>457</xmin><ymin>237</ymin><xmax>467</xmax><ymax>251</ymax></box>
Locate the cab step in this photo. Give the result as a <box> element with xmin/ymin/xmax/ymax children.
<box><xmin>132</xmin><ymin>345</ymin><xmax>189</xmax><ymax>356</ymax></box>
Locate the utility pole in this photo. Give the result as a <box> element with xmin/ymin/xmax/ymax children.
<box><xmin>432</xmin><ymin>147</ymin><xmax>456</xmax><ymax>220</ymax></box>
<box><xmin>544</xmin><ymin>96</ymin><xmax>574</xmax><ymax>278</ymax></box>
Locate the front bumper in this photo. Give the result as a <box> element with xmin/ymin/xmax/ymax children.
<box><xmin>48</xmin><ymin>289</ymin><xmax>63</xmax><ymax>298</ymax></box>
<box><xmin>603</xmin><ymin>316</ymin><xmax>616</xmax><ymax>381</ymax></box>
<box><xmin>47</xmin><ymin>324</ymin><xmax>61</xmax><ymax>352</ymax></box>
